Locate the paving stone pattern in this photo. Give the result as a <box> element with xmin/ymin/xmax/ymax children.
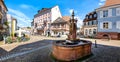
<box><xmin>0</xmin><ymin>36</ymin><xmax>120</xmax><ymax>62</ymax></box>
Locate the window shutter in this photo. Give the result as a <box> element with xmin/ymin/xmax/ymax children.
<box><xmin>108</xmin><ymin>9</ymin><xmax>112</xmax><ymax>17</ymax></box>
<box><xmin>109</xmin><ymin>22</ymin><xmax>112</xmax><ymax>29</ymax></box>
<box><xmin>116</xmin><ymin>21</ymin><xmax>120</xmax><ymax>29</ymax></box>
<box><xmin>100</xmin><ymin>22</ymin><xmax>103</xmax><ymax>29</ymax></box>
<box><xmin>116</xmin><ymin>8</ymin><xmax>120</xmax><ymax>16</ymax></box>
<box><xmin>100</xmin><ymin>11</ymin><xmax>103</xmax><ymax>18</ymax></box>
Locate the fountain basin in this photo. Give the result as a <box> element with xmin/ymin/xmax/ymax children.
<box><xmin>52</xmin><ymin>40</ymin><xmax>92</xmax><ymax>61</ymax></box>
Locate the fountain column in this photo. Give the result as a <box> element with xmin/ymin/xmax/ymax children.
<box><xmin>68</xmin><ymin>11</ymin><xmax>77</xmax><ymax>40</ymax></box>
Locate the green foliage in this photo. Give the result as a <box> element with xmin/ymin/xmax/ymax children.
<box><xmin>5</xmin><ymin>34</ymin><xmax>30</xmax><ymax>44</ymax></box>
<box><xmin>17</xmin><ymin>37</ymin><xmax>22</xmax><ymax>42</ymax></box>
<box><xmin>5</xmin><ymin>37</ymin><xmax>13</xmax><ymax>44</ymax></box>
<box><xmin>4</xmin><ymin>21</ymin><xmax>9</xmax><ymax>26</ymax></box>
<box><xmin>25</xmin><ymin>38</ymin><xmax>30</xmax><ymax>41</ymax></box>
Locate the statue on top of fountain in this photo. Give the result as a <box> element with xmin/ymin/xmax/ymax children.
<box><xmin>67</xmin><ymin>11</ymin><xmax>78</xmax><ymax>41</ymax></box>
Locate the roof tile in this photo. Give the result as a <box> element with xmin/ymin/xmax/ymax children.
<box><xmin>62</xmin><ymin>16</ymin><xmax>70</xmax><ymax>21</ymax></box>
<box><xmin>103</xmin><ymin>0</ymin><xmax>120</xmax><ymax>7</ymax></box>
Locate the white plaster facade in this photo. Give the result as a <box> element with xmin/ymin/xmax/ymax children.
<box><xmin>33</xmin><ymin>5</ymin><xmax>62</xmax><ymax>36</ymax></box>
<box><xmin>84</xmin><ymin>26</ymin><xmax>97</xmax><ymax>36</ymax></box>
<box><xmin>7</xmin><ymin>14</ymin><xmax>12</xmax><ymax>34</ymax></box>
<box><xmin>51</xmin><ymin>6</ymin><xmax>62</xmax><ymax>22</ymax></box>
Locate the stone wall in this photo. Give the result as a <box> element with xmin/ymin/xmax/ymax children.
<box><xmin>96</xmin><ymin>32</ymin><xmax>120</xmax><ymax>40</ymax></box>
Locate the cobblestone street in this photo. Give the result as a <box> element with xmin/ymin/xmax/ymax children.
<box><xmin>0</xmin><ymin>36</ymin><xmax>120</xmax><ymax>62</ymax></box>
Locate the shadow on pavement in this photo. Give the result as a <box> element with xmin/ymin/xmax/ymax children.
<box><xmin>0</xmin><ymin>40</ymin><xmax>120</xmax><ymax>62</ymax></box>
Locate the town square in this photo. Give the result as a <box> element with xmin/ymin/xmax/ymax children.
<box><xmin>0</xmin><ymin>0</ymin><xmax>120</xmax><ymax>62</ymax></box>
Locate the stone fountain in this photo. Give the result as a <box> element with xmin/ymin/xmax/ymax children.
<box><xmin>52</xmin><ymin>11</ymin><xmax>92</xmax><ymax>61</ymax></box>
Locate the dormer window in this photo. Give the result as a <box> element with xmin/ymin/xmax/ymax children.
<box><xmin>90</xmin><ymin>15</ymin><xmax>92</xmax><ymax>18</ymax></box>
<box><xmin>86</xmin><ymin>16</ymin><xmax>88</xmax><ymax>19</ymax></box>
<box><xmin>88</xmin><ymin>16</ymin><xmax>89</xmax><ymax>19</ymax></box>
<box><xmin>94</xmin><ymin>14</ymin><xmax>97</xmax><ymax>18</ymax></box>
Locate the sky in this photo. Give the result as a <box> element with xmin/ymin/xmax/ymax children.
<box><xmin>4</xmin><ymin>0</ymin><xmax>106</xmax><ymax>27</ymax></box>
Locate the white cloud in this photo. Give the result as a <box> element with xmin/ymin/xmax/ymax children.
<box><xmin>69</xmin><ymin>9</ymin><xmax>78</xmax><ymax>15</ymax></box>
<box><xmin>68</xmin><ymin>9</ymin><xmax>83</xmax><ymax>28</ymax></box>
<box><xmin>69</xmin><ymin>9</ymin><xmax>74</xmax><ymax>14</ymax></box>
<box><xmin>99</xmin><ymin>2</ymin><xmax>104</xmax><ymax>6</ymax></box>
<box><xmin>75</xmin><ymin>15</ymin><xmax>83</xmax><ymax>28</ymax></box>
<box><xmin>18</xmin><ymin>24</ymin><xmax>24</xmax><ymax>27</ymax></box>
<box><xmin>99</xmin><ymin>0</ymin><xmax>106</xmax><ymax>6</ymax></box>
<box><xmin>8</xmin><ymin>8</ymin><xmax>32</xmax><ymax>27</ymax></box>
<box><xmin>100</xmin><ymin>0</ymin><xmax>106</xmax><ymax>2</ymax></box>
<box><xmin>20</xmin><ymin>4</ymin><xmax>32</xmax><ymax>9</ymax></box>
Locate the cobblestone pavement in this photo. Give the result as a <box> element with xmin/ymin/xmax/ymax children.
<box><xmin>0</xmin><ymin>35</ymin><xmax>65</xmax><ymax>52</ymax></box>
<box><xmin>0</xmin><ymin>36</ymin><xmax>120</xmax><ymax>62</ymax></box>
<box><xmin>0</xmin><ymin>35</ymin><xmax>65</xmax><ymax>62</ymax></box>
<box><xmin>82</xmin><ymin>38</ymin><xmax>120</xmax><ymax>62</ymax></box>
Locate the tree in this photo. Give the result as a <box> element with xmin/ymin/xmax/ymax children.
<box><xmin>27</xmin><ymin>27</ymin><xmax>31</xmax><ymax>29</ymax></box>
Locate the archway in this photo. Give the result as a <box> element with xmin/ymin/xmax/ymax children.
<box><xmin>103</xmin><ymin>34</ymin><xmax>110</xmax><ymax>40</ymax></box>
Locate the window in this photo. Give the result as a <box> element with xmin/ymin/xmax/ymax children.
<box><xmin>62</xmin><ymin>32</ymin><xmax>64</xmax><ymax>35</ymax></box>
<box><xmin>58</xmin><ymin>24</ymin><xmax>60</xmax><ymax>28</ymax></box>
<box><xmin>64</xmin><ymin>24</ymin><xmax>66</xmax><ymax>28</ymax></box>
<box><xmin>90</xmin><ymin>21</ymin><xmax>92</xmax><ymax>25</ymax></box>
<box><xmin>94</xmin><ymin>14</ymin><xmax>97</xmax><ymax>18</ymax></box>
<box><xmin>116</xmin><ymin>8</ymin><xmax>120</xmax><ymax>16</ymax></box>
<box><xmin>86</xmin><ymin>16</ymin><xmax>88</xmax><ymax>19</ymax></box>
<box><xmin>0</xmin><ymin>19</ymin><xmax>1</xmax><ymax>24</ymax></box>
<box><xmin>88</xmin><ymin>22</ymin><xmax>90</xmax><ymax>25</ymax></box>
<box><xmin>116</xmin><ymin>21</ymin><xmax>120</xmax><ymax>29</ymax></box>
<box><xmin>35</xmin><ymin>23</ymin><xmax>37</xmax><ymax>28</ymax></box>
<box><xmin>86</xmin><ymin>22</ymin><xmax>88</xmax><ymax>25</ymax></box>
<box><xmin>96</xmin><ymin>21</ymin><xmax>98</xmax><ymax>24</ymax></box>
<box><xmin>89</xmin><ymin>29</ymin><xmax>92</xmax><ymax>35</ymax></box>
<box><xmin>54</xmin><ymin>24</ymin><xmax>56</xmax><ymax>28</ymax></box>
<box><xmin>48</xmin><ymin>23</ymin><xmax>51</xmax><ymax>28</ymax></box>
<box><xmin>90</xmin><ymin>15</ymin><xmax>92</xmax><ymax>18</ymax></box>
<box><xmin>103</xmin><ymin>10</ymin><xmax>108</xmax><ymax>17</ymax></box>
<box><xmin>92</xmin><ymin>21</ymin><xmax>94</xmax><ymax>25</ymax></box>
<box><xmin>84</xmin><ymin>22</ymin><xmax>86</xmax><ymax>26</ymax></box>
<box><xmin>93</xmin><ymin>29</ymin><xmax>97</xmax><ymax>34</ymax></box>
<box><xmin>85</xmin><ymin>29</ymin><xmax>88</xmax><ymax>35</ymax></box>
<box><xmin>103</xmin><ymin>22</ymin><xmax>109</xmax><ymax>29</ymax></box>
<box><xmin>47</xmin><ymin>17</ymin><xmax>49</xmax><ymax>20</ymax></box>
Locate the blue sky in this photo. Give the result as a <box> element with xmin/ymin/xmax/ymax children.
<box><xmin>4</xmin><ymin>0</ymin><xmax>106</xmax><ymax>27</ymax></box>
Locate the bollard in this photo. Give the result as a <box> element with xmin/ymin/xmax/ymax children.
<box><xmin>95</xmin><ymin>40</ymin><xmax>97</xmax><ymax>48</ymax></box>
<box><xmin>3</xmin><ymin>36</ymin><xmax>6</xmax><ymax>44</ymax></box>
